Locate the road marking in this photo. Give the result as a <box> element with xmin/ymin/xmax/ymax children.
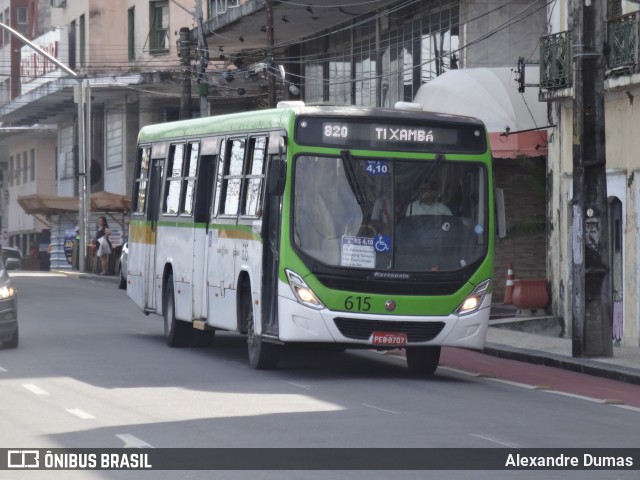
<box><xmin>484</xmin><ymin>377</ymin><xmax>538</xmax><ymax>389</ymax></box>
<box><xmin>470</xmin><ymin>433</ymin><xmax>521</xmax><ymax>448</ymax></box>
<box><xmin>362</xmin><ymin>403</ymin><xmax>399</xmax><ymax>414</ymax></box>
<box><xmin>612</xmin><ymin>404</ymin><xmax>640</xmax><ymax>413</ymax></box>
<box><xmin>0</xmin><ymin>366</ymin><xmax>7</xmax><ymax>372</ymax></box>
<box><xmin>116</xmin><ymin>434</ymin><xmax>154</xmax><ymax>448</ymax></box>
<box><xmin>281</xmin><ymin>380</ymin><xmax>311</xmax><ymax>390</ymax></box>
<box><xmin>66</xmin><ymin>409</ymin><xmax>95</xmax><ymax>420</ymax></box>
<box><xmin>22</xmin><ymin>384</ymin><xmax>49</xmax><ymax>395</ymax></box>
<box><xmin>544</xmin><ymin>390</ymin><xmax>608</xmax><ymax>403</ymax></box>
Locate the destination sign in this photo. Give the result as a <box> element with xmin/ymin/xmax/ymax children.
<box><xmin>295</xmin><ymin>116</ymin><xmax>486</xmax><ymax>153</ymax></box>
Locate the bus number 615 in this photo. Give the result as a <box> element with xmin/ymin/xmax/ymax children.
<box><xmin>344</xmin><ymin>296</ymin><xmax>371</xmax><ymax>312</ymax></box>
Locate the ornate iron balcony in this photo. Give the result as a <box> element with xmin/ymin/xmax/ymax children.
<box><xmin>540</xmin><ymin>31</ymin><xmax>573</xmax><ymax>90</ymax></box>
<box><xmin>607</xmin><ymin>12</ymin><xmax>639</xmax><ymax>75</ymax></box>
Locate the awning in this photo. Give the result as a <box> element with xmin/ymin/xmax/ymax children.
<box><xmin>17</xmin><ymin>191</ymin><xmax>131</xmax><ymax>216</ymax></box>
<box><xmin>413</xmin><ymin>67</ymin><xmax>548</xmax><ymax>158</ymax></box>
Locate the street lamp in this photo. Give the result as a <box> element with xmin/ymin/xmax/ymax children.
<box><xmin>0</xmin><ymin>21</ymin><xmax>90</xmax><ymax>272</ymax></box>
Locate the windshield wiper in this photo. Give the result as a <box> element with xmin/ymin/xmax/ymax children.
<box><xmin>421</xmin><ymin>153</ymin><xmax>446</xmax><ymax>185</ymax></box>
<box><xmin>340</xmin><ymin>149</ymin><xmax>366</xmax><ymax>207</ymax></box>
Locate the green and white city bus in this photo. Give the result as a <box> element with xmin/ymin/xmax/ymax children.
<box><xmin>127</xmin><ymin>101</ymin><xmax>497</xmax><ymax>374</ymax></box>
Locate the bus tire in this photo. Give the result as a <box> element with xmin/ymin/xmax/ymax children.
<box><xmin>244</xmin><ymin>295</ymin><xmax>279</xmax><ymax>370</ymax></box>
<box><xmin>405</xmin><ymin>346</ymin><xmax>440</xmax><ymax>375</ymax></box>
<box><xmin>163</xmin><ymin>275</ymin><xmax>190</xmax><ymax>348</ymax></box>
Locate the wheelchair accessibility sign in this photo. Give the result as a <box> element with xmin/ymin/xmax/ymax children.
<box><xmin>374</xmin><ymin>234</ymin><xmax>391</xmax><ymax>253</ymax></box>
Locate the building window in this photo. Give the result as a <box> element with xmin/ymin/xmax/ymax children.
<box><xmin>302</xmin><ymin>0</ymin><xmax>458</xmax><ymax>107</ymax></box>
<box><xmin>149</xmin><ymin>1</ymin><xmax>169</xmax><ymax>54</ymax></box>
<box><xmin>128</xmin><ymin>7</ymin><xmax>135</xmax><ymax>61</ymax></box>
<box><xmin>16</xmin><ymin>6</ymin><xmax>27</xmax><ymax>37</ymax></box>
<box><xmin>22</xmin><ymin>151</ymin><xmax>28</xmax><ymax>184</ymax></box>
<box><xmin>30</xmin><ymin>149</ymin><xmax>35</xmax><ymax>182</ymax></box>
<box><xmin>69</xmin><ymin>20</ymin><xmax>76</xmax><ymax>71</ymax></box>
<box><xmin>3</xmin><ymin>9</ymin><xmax>9</xmax><ymax>45</ymax></box>
<box><xmin>15</xmin><ymin>153</ymin><xmax>20</xmax><ymax>185</ymax></box>
<box><xmin>79</xmin><ymin>14</ymin><xmax>86</xmax><ymax>67</ymax></box>
<box><xmin>8</xmin><ymin>156</ymin><xmax>13</xmax><ymax>187</ymax></box>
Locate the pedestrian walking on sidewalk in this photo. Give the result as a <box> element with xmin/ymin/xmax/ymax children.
<box><xmin>95</xmin><ymin>216</ymin><xmax>112</xmax><ymax>275</ymax></box>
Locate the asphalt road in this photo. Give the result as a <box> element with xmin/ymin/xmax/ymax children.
<box><xmin>0</xmin><ymin>272</ymin><xmax>638</xmax><ymax>480</ymax></box>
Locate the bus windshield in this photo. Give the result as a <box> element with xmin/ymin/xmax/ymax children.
<box><xmin>293</xmin><ymin>154</ymin><xmax>488</xmax><ymax>272</ymax></box>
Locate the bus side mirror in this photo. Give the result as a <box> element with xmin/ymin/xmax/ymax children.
<box><xmin>268</xmin><ymin>159</ymin><xmax>286</xmax><ymax>196</ymax></box>
<box><xmin>495</xmin><ymin>188</ymin><xmax>506</xmax><ymax>239</ymax></box>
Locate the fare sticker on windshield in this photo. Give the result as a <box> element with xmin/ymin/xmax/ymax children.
<box><xmin>341</xmin><ymin>236</ymin><xmax>376</xmax><ymax>268</ymax></box>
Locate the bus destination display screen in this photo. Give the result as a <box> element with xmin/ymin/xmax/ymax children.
<box><xmin>295</xmin><ymin>117</ymin><xmax>487</xmax><ymax>154</ymax></box>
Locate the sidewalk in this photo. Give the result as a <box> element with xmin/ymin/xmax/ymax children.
<box><xmin>486</xmin><ymin>305</ymin><xmax>640</xmax><ymax>386</ymax></box>
<box><xmin>51</xmin><ymin>269</ymin><xmax>640</xmax><ymax>386</ymax></box>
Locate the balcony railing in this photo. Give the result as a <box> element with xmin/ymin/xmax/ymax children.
<box><xmin>540</xmin><ymin>31</ymin><xmax>572</xmax><ymax>90</ymax></box>
<box><xmin>540</xmin><ymin>13</ymin><xmax>640</xmax><ymax>97</ymax></box>
<box><xmin>608</xmin><ymin>12</ymin><xmax>639</xmax><ymax>74</ymax></box>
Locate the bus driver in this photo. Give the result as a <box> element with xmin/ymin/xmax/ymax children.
<box><xmin>406</xmin><ymin>179</ymin><xmax>451</xmax><ymax>216</ymax></box>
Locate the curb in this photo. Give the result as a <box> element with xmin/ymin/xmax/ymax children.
<box><xmin>484</xmin><ymin>343</ymin><xmax>640</xmax><ymax>386</ymax></box>
<box><xmin>51</xmin><ymin>269</ymin><xmax>119</xmax><ymax>284</ymax></box>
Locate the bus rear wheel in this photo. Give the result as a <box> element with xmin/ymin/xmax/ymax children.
<box><xmin>405</xmin><ymin>346</ymin><xmax>441</xmax><ymax>375</ymax></box>
<box><xmin>163</xmin><ymin>275</ymin><xmax>191</xmax><ymax>347</ymax></box>
<box><xmin>244</xmin><ymin>295</ymin><xmax>279</xmax><ymax>370</ymax></box>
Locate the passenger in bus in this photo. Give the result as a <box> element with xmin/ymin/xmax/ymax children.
<box><xmin>405</xmin><ymin>179</ymin><xmax>452</xmax><ymax>216</ymax></box>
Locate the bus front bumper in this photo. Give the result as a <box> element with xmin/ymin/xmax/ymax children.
<box><xmin>276</xmin><ymin>291</ymin><xmax>491</xmax><ymax>350</ymax></box>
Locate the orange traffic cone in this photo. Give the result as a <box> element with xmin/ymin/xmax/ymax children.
<box><xmin>503</xmin><ymin>264</ymin><xmax>515</xmax><ymax>304</ymax></box>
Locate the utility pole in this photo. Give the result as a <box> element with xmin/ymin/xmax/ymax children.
<box><xmin>0</xmin><ymin>22</ymin><xmax>90</xmax><ymax>272</ymax></box>
<box><xmin>264</xmin><ymin>0</ymin><xmax>276</xmax><ymax>107</ymax></box>
<box><xmin>179</xmin><ymin>27</ymin><xmax>192</xmax><ymax>119</ymax></box>
<box><xmin>194</xmin><ymin>0</ymin><xmax>209</xmax><ymax>117</ymax></box>
<box><xmin>571</xmin><ymin>0</ymin><xmax>612</xmax><ymax>357</ymax></box>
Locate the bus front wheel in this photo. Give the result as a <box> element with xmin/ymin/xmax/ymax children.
<box><xmin>405</xmin><ymin>346</ymin><xmax>441</xmax><ymax>375</ymax></box>
<box><xmin>244</xmin><ymin>294</ymin><xmax>279</xmax><ymax>370</ymax></box>
<box><xmin>163</xmin><ymin>275</ymin><xmax>191</xmax><ymax>348</ymax></box>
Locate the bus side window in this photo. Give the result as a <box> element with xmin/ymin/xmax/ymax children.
<box><xmin>243</xmin><ymin>136</ymin><xmax>267</xmax><ymax>216</ymax></box>
<box><xmin>194</xmin><ymin>154</ymin><xmax>217</xmax><ymax>224</ymax></box>
<box><xmin>220</xmin><ymin>137</ymin><xmax>246</xmax><ymax>216</ymax></box>
<box><xmin>213</xmin><ymin>140</ymin><xmax>226</xmax><ymax>216</ymax></box>
<box><xmin>133</xmin><ymin>146</ymin><xmax>151</xmax><ymax>214</ymax></box>
<box><xmin>180</xmin><ymin>142</ymin><xmax>199</xmax><ymax>216</ymax></box>
<box><xmin>163</xmin><ymin>143</ymin><xmax>185</xmax><ymax>215</ymax></box>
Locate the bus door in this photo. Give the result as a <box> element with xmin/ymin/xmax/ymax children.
<box><xmin>261</xmin><ymin>134</ymin><xmax>286</xmax><ymax>336</ymax></box>
<box><xmin>205</xmin><ymin>137</ymin><xmax>241</xmax><ymax>331</ymax></box>
<box><xmin>144</xmin><ymin>152</ymin><xmax>165</xmax><ymax>311</ymax></box>
<box><xmin>194</xmin><ymin>137</ymin><xmax>220</xmax><ymax>318</ymax></box>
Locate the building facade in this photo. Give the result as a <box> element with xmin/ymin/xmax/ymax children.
<box><xmin>542</xmin><ymin>0</ymin><xmax>640</xmax><ymax>346</ymax></box>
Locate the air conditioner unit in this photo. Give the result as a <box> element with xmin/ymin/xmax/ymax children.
<box><xmin>50</xmin><ymin>0</ymin><xmax>66</xmax><ymax>8</ymax></box>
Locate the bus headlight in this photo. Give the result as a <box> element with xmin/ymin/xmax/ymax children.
<box><xmin>456</xmin><ymin>279</ymin><xmax>490</xmax><ymax>316</ymax></box>
<box><xmin>285</xmin><ymin>269</ymin><xmax>324</xmax><ymax>310</ymax></box>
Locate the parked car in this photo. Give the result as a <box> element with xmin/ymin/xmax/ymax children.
<box><xmin>0</xmin><ymin>257</ymin><xmax>18</xmax><ymax>349</ymax></box>
<box><xmin>0</xmin><ymin>246</ymin><xmax>22</xmax><ymax>270</ymax></box>
<box><xmin>118</xmin><ymin>242</ymin><xmax>128</xmax><ymax>290</ymax></box>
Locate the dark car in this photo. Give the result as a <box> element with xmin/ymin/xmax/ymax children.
<box><xmin>118</xmin><ymin>242</ymin><xmax>128</xmax><ymax>290</ymax></box>
<box><xmin>0</xmin><ymin>257</ymin><xmax>18</xmax><ymax>349</ymax></box>
<box><xmin>0</xmin><ymin>246</ymin><xmax>22</xmax><ymax>270</ymax></box>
